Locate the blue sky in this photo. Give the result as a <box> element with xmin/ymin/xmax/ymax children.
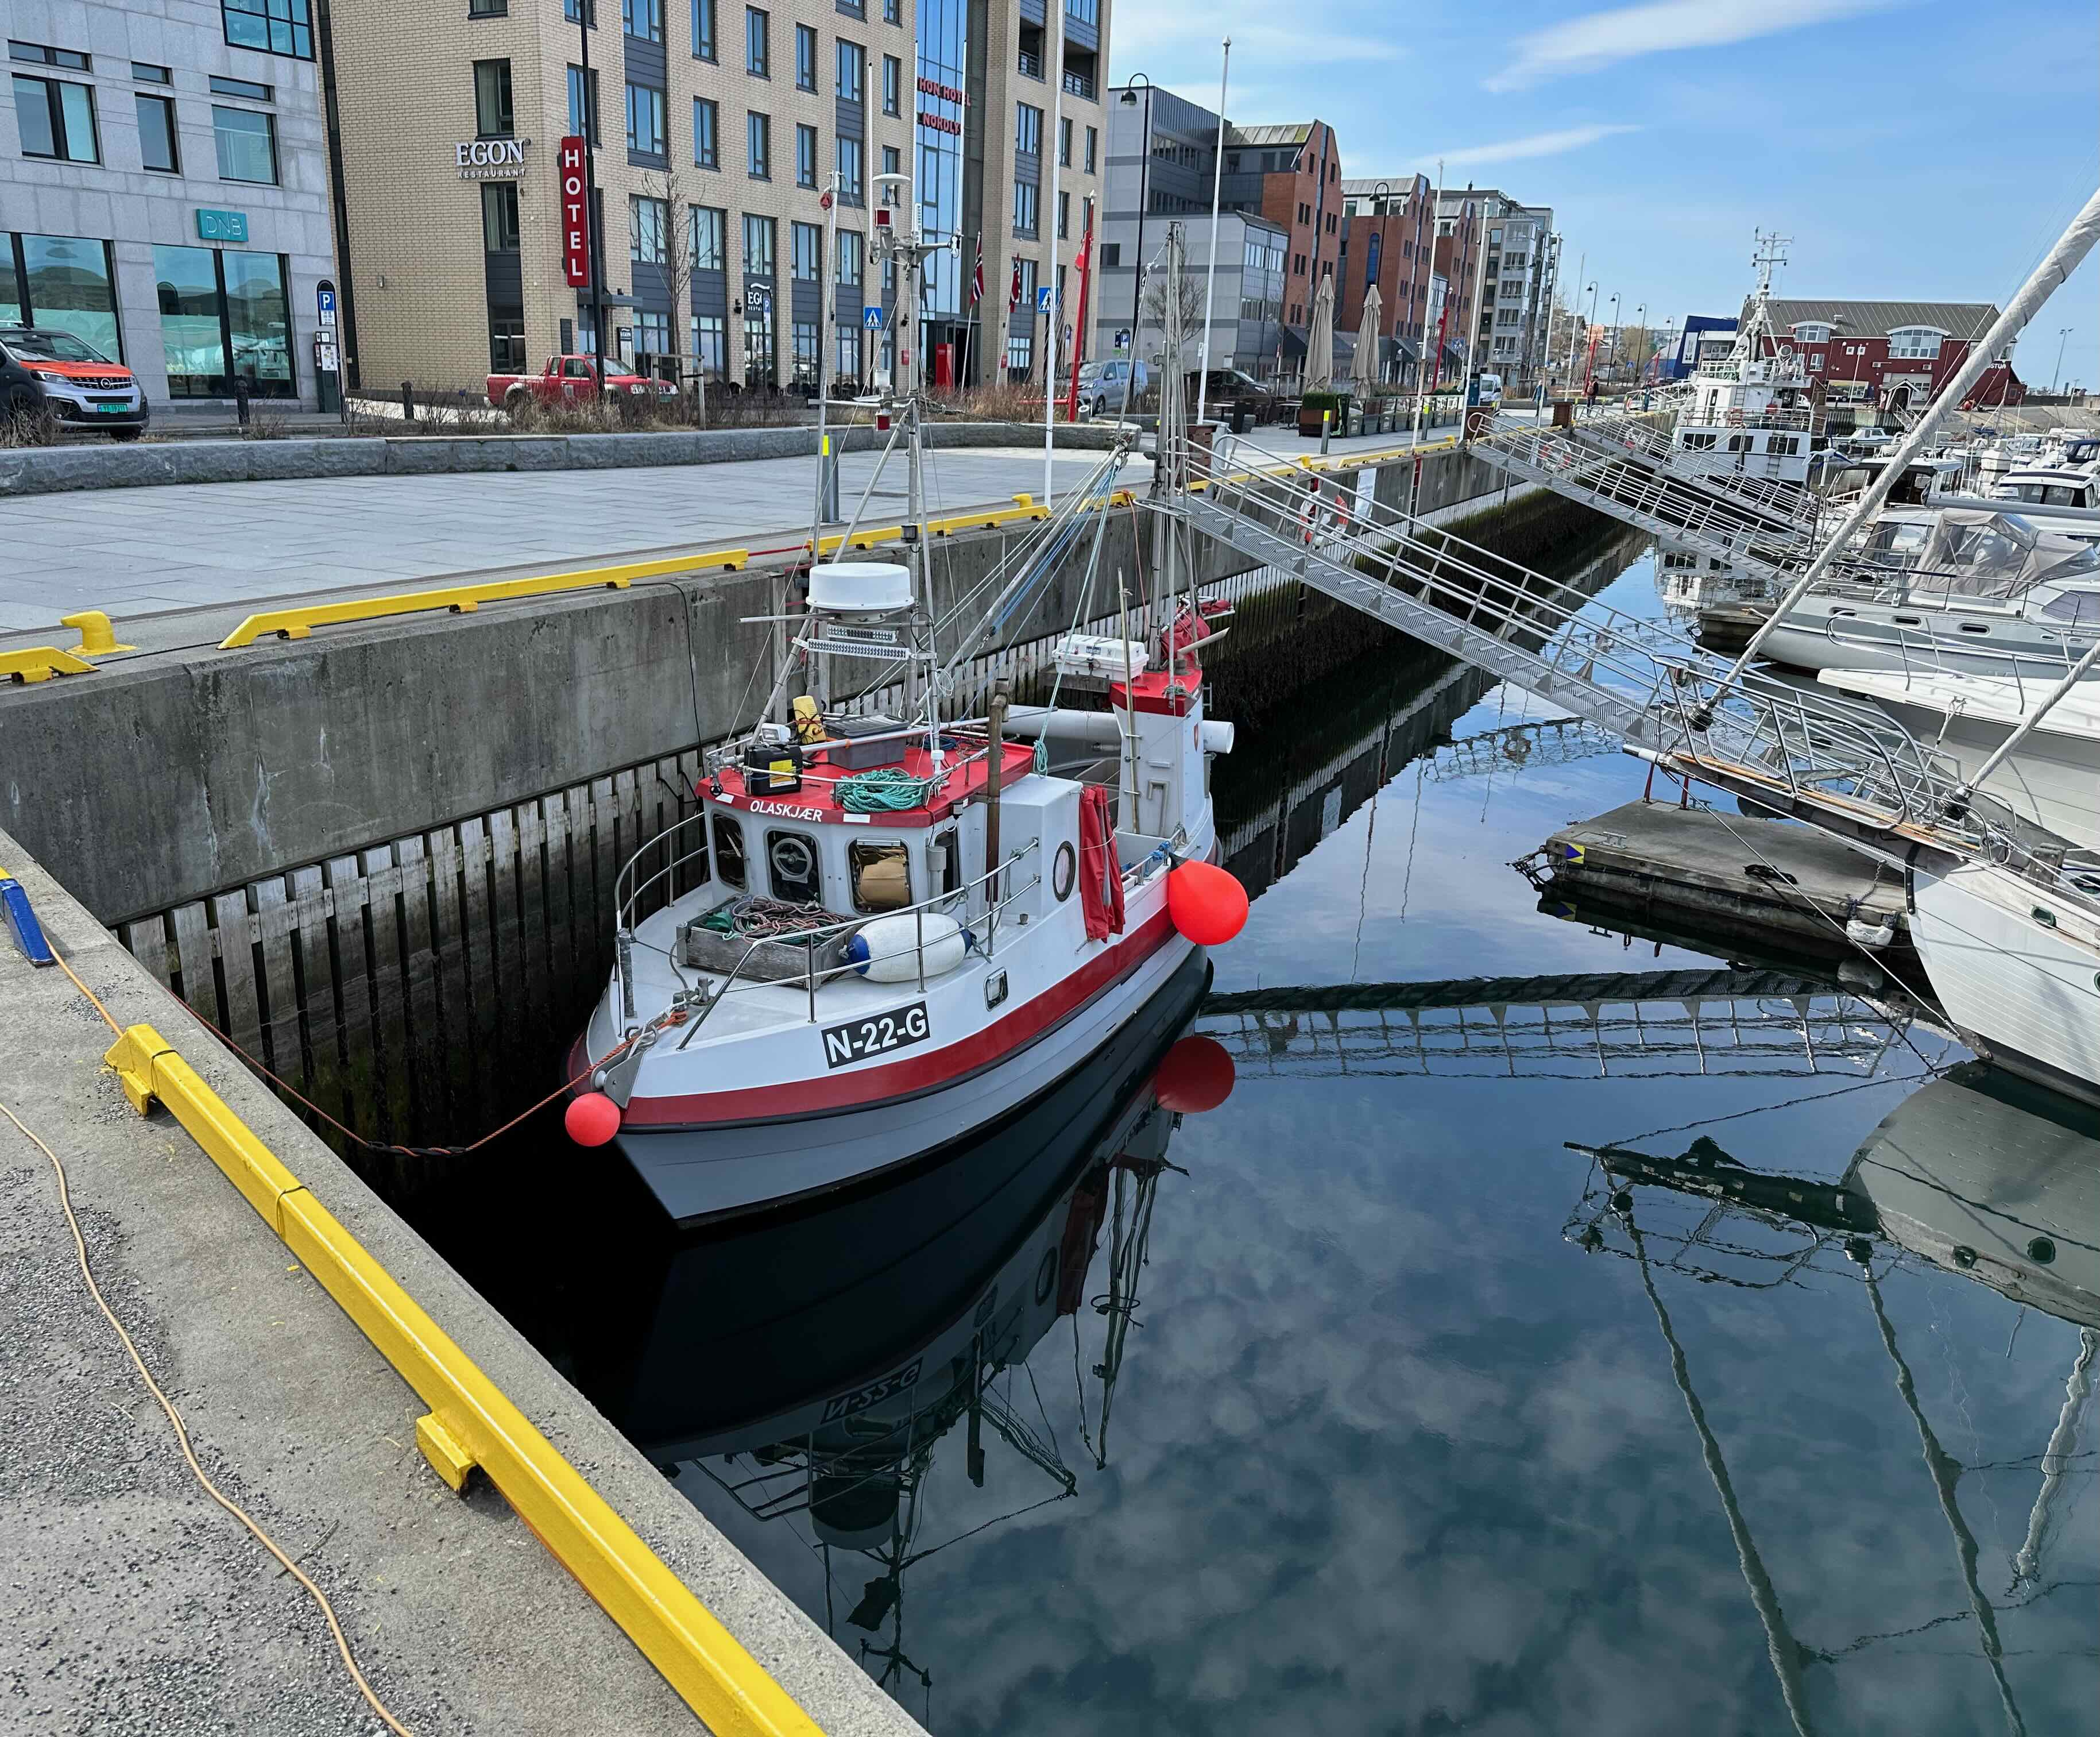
<box><xmin>1114</xmin><ymin>0</ymin><xmax>2100</xmax><ymax>387</ymax></box>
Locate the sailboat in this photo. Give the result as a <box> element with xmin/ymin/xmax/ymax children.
<box><xmin>566</xmin><ymin>208</ymin><xmax>1247</xmax><ymax>1223</ymax></box>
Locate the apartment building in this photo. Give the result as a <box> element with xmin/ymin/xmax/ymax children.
<box><xmin>1336</xmin><ymin>175</ymin><xmax>1433</xmax><ymax>385</ymax></box>
<box><xmin>1433</xmin><ymin>185</ymin><xmax>1556</xmax><ymax>391</ymax></box>
<box><xmin>3</xmin><ymin>0</ymin><xmax>338</xmax><ymax>407</ymax></box>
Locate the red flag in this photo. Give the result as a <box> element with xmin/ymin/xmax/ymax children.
<box><xmin>1008</xmin><ymin>257</ymin><xmax>1023</xmax><ymax>313</ymax></box>
<box><xmin>819</xmin><ymin>189</ymin><xmax>833</xmax><ymax>211</ymax></box>
<box><xmin>970</xmin><ymin>238</ymin><xmax>984</xmax><ymax>307</ymax></box>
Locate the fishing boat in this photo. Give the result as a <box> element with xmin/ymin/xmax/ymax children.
<box><xmin>565</xmin><ymin>207</ymin><xmax>1246</xmax><ymax>1224</ymax></box>
<box><xmin>1666</xmin><ymin>233</ymin><xmax>1824</xmax><ymax>489</ymax></box>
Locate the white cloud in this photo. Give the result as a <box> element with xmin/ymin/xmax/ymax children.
<box><xmin>1437</xmin><ymin>123</ymin><xmax>1642</xmax><ymax>168</ymax></box>
<box><xmin>1112</xmin><ymin>5</ymin><xmax>1403</xmax><ymax>70</ymax></box>
<box><xmin>1484</xmin><ymin>0</ymin><xmax>1901</xmax><ymax>92</ymax></box>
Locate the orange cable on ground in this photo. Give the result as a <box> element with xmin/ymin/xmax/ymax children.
<box><xmin>0</xmin><ymin>1094</ymin><xmax>416</xmax><ymax>1737</ymax></box>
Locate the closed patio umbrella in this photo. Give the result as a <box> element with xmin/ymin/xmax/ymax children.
<box><xmin>1305</xmin><ymin>275</ymin><xmax>1336</xmax><ymax>393</ymax></box>
<box><xmin>1351</xmin><ymin>283</ymin><xmax>1382</xmax><ymax>392</ymax></box>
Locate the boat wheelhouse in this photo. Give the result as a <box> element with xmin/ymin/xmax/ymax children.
<box><xmin>1670</xmin><ymin>234</ymin><xmax>1826</xmax><ymax>488</ymax></box>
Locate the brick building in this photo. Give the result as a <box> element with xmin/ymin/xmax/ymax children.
<box><xmin>320</xmin><ymin>0</ymin><xmax>1105</xmax><ymax>395</ymax></box>
<box><xmin>1336</xmin><ymin>175</ymin><xmax>1432</xmax><ymax>384</ymax></box>
<box><xmin>1757</xmin><ymin>298</ymin><xmax>2024</xmax><ymax>410</ymax></box>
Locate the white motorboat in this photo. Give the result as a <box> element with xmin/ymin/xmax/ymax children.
<box><xmin>1754</xmin><ymin>507</ymin><xmax>2100</xmax><ymax>677</ymax></box>
<box><xmin>1817</xmin><ymin>663</ymin><xmax>2100</xmax><ymax>850</ymax></box>
<box><xmin>567</xmin><ymin>215</ymin><xmax>1247</xmax><ymax>1225</ymax></box>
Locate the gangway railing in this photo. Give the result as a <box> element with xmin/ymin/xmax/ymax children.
<box><xmin>1544</xmin><ymin>411</ymin><xmax>1819</xmax><ymax>522</ymax></box>
<box><xmin>1167</xmin><ymin>441</ymin><xmax>2026</xmax><ymax>869</ymax></box>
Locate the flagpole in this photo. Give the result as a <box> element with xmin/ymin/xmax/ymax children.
<box><xmin>1043</xmin><ymin>6</ymin><xmax>1066</xmax><ymax>508</ymax></box>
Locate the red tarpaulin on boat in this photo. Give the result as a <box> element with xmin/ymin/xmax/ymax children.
<box><xmin>1079</xmin><ymin>784</ymin><xmax>1124</xmax><ymax>940</ymax></box>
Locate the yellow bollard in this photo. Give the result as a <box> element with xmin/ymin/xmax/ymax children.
<box><xmin>59</xmin><ymin>610</ymin><xmax>135</xmax><ymax>655</ymax></box>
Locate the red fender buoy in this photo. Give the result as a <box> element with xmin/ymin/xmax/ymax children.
<box><xmin>1153</xmin><ymin>1036</ymin><xmax>1235</xmax><ymax>1113</ymax></box>
<box><xmin>565</xmin><ymin>1091</ymin><xmax>623</xmax><ymax>1147</ymax></box>
<box><xmin>1166</xmin><ymin>860</ymin><xmax>1248</xmax><ymax>946</ymax></box>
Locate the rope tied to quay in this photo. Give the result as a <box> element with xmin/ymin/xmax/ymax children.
<box><xmin>10</xmin><ymin>938</ymin><xmax>418</xmax><ymax>1735</ymax></box>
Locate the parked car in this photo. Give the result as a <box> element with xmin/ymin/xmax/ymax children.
<box><xmin>1076</xmin><ymin>358</ymin><xmax>1149</xmax><ymax>416</ymax></box>
<box><xmin>0</xmin><ymin>325</ymin><xmax>150</xmax><ymax>439</ymax></box>
<box><xmin>1187</xmin><ymin>368</ymin><xmax>1281</xmax><ymax>416</ymax></box>
<box><xmin>488</xmin><ymin>354</ymin><xmax>679</xmax><ymax>415</ymax></box>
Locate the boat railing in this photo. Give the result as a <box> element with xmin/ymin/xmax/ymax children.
<box><xmin>1824</xmin><ymin>613</ymin><xmax>2091</xmax><ymax>697</ymax></box>
<box><xmin>628</xmin><ymin>836</ymin><xmax>1046</xmax><ymax>1049</ymax></box>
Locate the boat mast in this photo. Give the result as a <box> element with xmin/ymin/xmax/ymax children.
<box><xmin>1714</xmin><ymin>186</ymin><xmax>2100</xmax><ymax>692</ymax></box>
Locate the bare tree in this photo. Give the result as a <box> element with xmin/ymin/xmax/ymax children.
<box><xmin>644</xmin><ymin>162</ymin><xmax>706</xmax><ymax>423</ymax></box>
<box><xmin>1139</xmin><ymin>268</ymin><xmax>1206</xmax><ymax>372</ymax></box>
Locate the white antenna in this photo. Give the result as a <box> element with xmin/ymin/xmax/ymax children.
<box><xmin>1750</xmin><ymin>228</ymin><xmax>1790</xmax><ymax>300</ymax></box>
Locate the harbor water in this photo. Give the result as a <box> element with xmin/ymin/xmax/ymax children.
<box><xmin>398</xmin><ymin>543</ymin><xmax>2097</xmax><ymax>1736</ymax></box>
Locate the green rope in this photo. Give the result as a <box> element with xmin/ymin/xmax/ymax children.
<box><xmin>836</xmin><ymin>766</ymin><xmax>934</xmax><ymax>811</ymax></box>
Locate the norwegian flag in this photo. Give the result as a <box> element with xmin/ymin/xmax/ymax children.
<box><xmin>970</xmin><ymin>237</ymin><xmax>984</xmax><ymax>307</ymax></box>
<box><xmin>1008</xmin><ymin>256</ymin><xmax>1023</xmax><ymax>313</ymax></box>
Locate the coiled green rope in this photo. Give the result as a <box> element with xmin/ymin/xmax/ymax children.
<box><xmin>837</xmin><ymin>766</ymin><xmax>935</xmax><ymax>811</ymax></box>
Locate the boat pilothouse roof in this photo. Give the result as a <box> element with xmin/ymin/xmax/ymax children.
<box><xmin>569</xmin><ymin>215</ymin><xmax>1249</xmax><ymax>1223</ymax></box>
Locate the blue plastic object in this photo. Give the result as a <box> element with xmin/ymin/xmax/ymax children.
<box><xmin>0</xmin><ymin>874</ymin><xmax>56</xmax><ymax>967</ymax></box>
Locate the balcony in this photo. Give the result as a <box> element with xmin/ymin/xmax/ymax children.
<box><xmin>1018</xmin><ymin>47</ymin><xmax>1042</xmax><ymax>78</ymax></box>
<box><xmin>1062</xmin><ymin>67</ymin><xmax>1093</xmax><ymax>100</ymax></box>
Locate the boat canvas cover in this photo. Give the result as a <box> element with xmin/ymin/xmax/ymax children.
<box><xmin>1916</xmin><ymin>508</ymin><xmax>2100</xmax><ymax>598</ymax></box>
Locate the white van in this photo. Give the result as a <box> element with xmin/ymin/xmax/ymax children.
<box><xmin>1475</xmin><ymin>372</ymin><xmax>1505</xmax><ymax>406</ymax></box>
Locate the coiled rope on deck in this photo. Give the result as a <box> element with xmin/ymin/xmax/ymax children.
<box><xmin>836</xmin><ymin>767</ymin><xmax>935</xmax><ymax>811</ymax></box>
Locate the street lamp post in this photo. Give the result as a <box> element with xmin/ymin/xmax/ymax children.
<box><xmin>1578</xmin><ymin>281</ymin><xmax>1599</xmax><ymax>399</ymax></box>
<box><xmin>1115</xmin><ymin>76</ymin><xmax>1153</xmax><ymax>420</ymax></box>
<box><xmin>1606</xmin><ymin>292</ymin><xmax>1620</xmax><ymax>382</ymax></box>
<box><xmin>1369</xmin><ymin>180</ymin><xmax>1391</xmax><ymax>387</ymax></box>
<box><xmin>1632</xmin><ymin>302</ymin><xmax>1646</xmax><ymax>383</ymax></box>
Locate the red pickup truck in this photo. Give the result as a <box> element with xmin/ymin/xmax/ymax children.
<box><xmin>488</xmin><ymin>354</ymin><xmax>676</xmax><ymax>415</ymax></box>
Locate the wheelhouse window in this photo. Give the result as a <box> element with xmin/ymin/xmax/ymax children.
<box><xmin>849</xmin><ymin>841</ymin><xmax>911</xmax><ymax>912</ymax></box>
<box><xmin>766</xmin><ymin>830</ymin><xmax>823</xmax><ymax>904</ymax></box>
<box><xmin>712</xmin><ymin>813</ymin><xmax>747</xmax><ymax>886</ymax></box>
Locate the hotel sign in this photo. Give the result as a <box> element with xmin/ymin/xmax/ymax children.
<box><xmin>558</xmin><ymin>135</ymin><xmax>590</xmax><ymax>288</ymax></box>
<box><xmin>457</xmin><ymin>137</ymin><xmax>529</xmax><ymax>179</ymax></box>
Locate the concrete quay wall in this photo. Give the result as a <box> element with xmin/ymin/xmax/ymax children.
<box><xmin>0</xmin><ymin>420</ymin><xmax>1123</xmax><ymax>499</ymax></box>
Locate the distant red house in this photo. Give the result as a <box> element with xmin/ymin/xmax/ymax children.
<box><xmin>1756</xmin><ymin>298</ymin><xmax>2025</xmax><ymax>410</ymax></box>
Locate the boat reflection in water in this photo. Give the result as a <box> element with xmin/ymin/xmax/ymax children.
<box><xmin>585</xmin><ymin>949</ymin><xmax>1229</xmax><ymax>1703</ymax></box>
<box><xmin>1569</xmin><ymin>1062</ymin><xmax>2098</xmax><ymax>1734</ymax></box>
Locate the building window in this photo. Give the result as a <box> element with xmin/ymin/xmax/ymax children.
<box><xmin>153</xmin><ymin>243</ymin><xmax>295</xmax><ymax>397</ymax></box>
<box><xmin>567</xmin><ymin>65</ymin><xmax>600</xmax><ymax>142</ymax></box>
<box><xmin>564</xmin><ymin>0</ymin><xmax>595</xmax><ymax>21</ymax></box>
<box><xmin>691</xmin><ymin>312</ymin><xmax>725</xmax><ymax>375</ymax></box>
<box><xmin>1005</xmin><ymin>331</ymin><xmax>1031</xmax><ymax>377</ymax></box>
<box><xmin>7</xmin><ymin>233</ymin><xmax>122</xmax><ymax>359</ymax></box>
<box><xmin>136</xmin><ymin>92</ymin><xmax>180</xmax><ymax>172</ymax></box>
<box><xmin>635</xmin><ymin>309</ymin><xmax>670</xmax><ymax>358</ymax></box>
<box><xmin>212</xmin><ymin>106</ymin><xmax>278</xmax><ymax>184</ymax></box>
<box><xmin>623</xmin><ymin>0</ymin><xmax>664</xmax><ymax>41</ymax></box>
<box><xmin>881</xmin><ymin>54</ymin><xmax>900</xmax><ymax>115</ymax></box>
<box><xmin>1015</xmin><ymin>256</ymin><xmax>1038</xmax><ymax>306</ymax></box>
<box><xmin>626</xmin><ymin>82</ymin><xmax>666</xmax><ymax>156</ymax></box>
<box><xmin>746</xmin><ymin>110</ymin><xmax>769</xmax><ymax>177</ymax></box>
<box><xmin>742</xmin><ymin>212</ymin><xmax>775</xmax><ymax>277</ymax></box>
<box><xmin>692</xmin><ymin>0</ymin><xmax>716</xmax><ymax>58</ymax></box>
<box><xmin>1058</xmin><ymin>191</ymin><xmax>1069</xmax><ymax>240</ymax></box>
<box><xmin>482</xmin><ymin>180</ymin><xmax>521</xmax><ymax>250</ymax></box>
<box><xmin>470</xmin><ymin>0</ymin><xmax>508</xmax><ymax>16</ymax></box>
<box><xmin>880</xmin><ymin>142</ymin><xmax>899</xmax><ymax>190</ymax></box>
<box><xmin>1015</xmin><ymin>102</ymin><xmax>1041</xmax><ymax>156</ymax></box>
<box><xmin>221</xmin><ymin>0</ymin><xmax>313</xmax><ymax>60</ymax></box>
<box><xmin>795</xmin><ymin>23</ymin><xmax>817</xmax><ymax>90</ymax></box>
<box><xmin>1014</xmin><ymin>180</ymin><xmax>1039</xmax><ymax>238</ymax></box>
<box><xmin>12</xmin><ymin>76</ymin><xmax>99</xmax><ymax>163</ymax></box>
<box><xmin>631</xmin><ymin>194</ymin><xmax>668</xmax><ymax>264</ymax></box>
<box><xmin>1084</xmin><ymin>127</ymin><xmax>1095</xmax><ymax>174</ymax></box>
<box><xmin>7</xmin><ymin>40</ymin><xmax>92</xmax><ymax>70</ymax></box>
<box><xmin>836</xmin><ymin>40</ymin><xmax>864</xmax><ymax>104</ymax></box>
<box><xmin>782</xmin><ymin>122</ymin><xmax>810</xmax><ymax>187</ymax></box>
<box><xmin>837</xmin><ymin>135</ymin><xmax>864</xmax><ymax>204</ymax></box>
<box><xmin>745</xmin><ymin>7</ymin><xmax>768</xmax><ymax>76</ymax></box>
<box><xmin>691</xmin><ymin>204</ymin><xmax>726</xmax><ymax>269</ymax></box>
<box><xmin>489</xmin><ymin>314</ymin><xmax>525</xmax><ymax>369</ymax></box>
<box><xmin>132</xmin><ymin>61</ymin><xmax>172</xmax><ymax>82</ymax></box>
<box><xmin>694</xmin><ymin>95</ymin><xmax>718</xmax><ymax>166</ymax></box>
<box><xmin>884</xmin><ymin>0</ymin><xmax>900</xmax><ymax>22</ymax></box>
<box><xmin>1888</xmin><ymin>326</ymin><xmax>1946</xmax><ymax>360</ymax></box>
<box><xmin>791</xmin><ymin>220</ymin><xmax>821</xmax><ymax>281</ymax></box>
<box><xmin>1059</xmin><ymin>115</ymin><xmax>1070</xmax><ymax>167</ymax></box>
<box><xmin>836</xmin><ymin>229</ymin><xmax>863</xmax><ymax>285</ymax></box>
<box><xmin>836</xmin><ymin>330</ymin><xmax>858</xmax><ymax>381</ymax></box>
<box><xmin>791</xmin><ymin>318</ymin><xmax>818</xmax><ymax>384</ymax></box>
<box><xmin>473</xmin><ymin>59</ymin><xmax>513</xmax><ymax>136</ymax></box>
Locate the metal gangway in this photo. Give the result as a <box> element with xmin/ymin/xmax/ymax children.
<box><xmin>1171</xmin><ymin>442</ymin><xmax>2007</xmax><ymax>870</ymax></box>
<box><xmin>1426</xmin><ymin>715</ymin><xmax>1624</xmax><ymax>783</ymax></box>
<box><xmin>1467</xmin><ymin>417</ymin><xmax>1815</xmax><ymax>582</ymax></box>
<box><xmin>1197</xmin><ymin>967</ymin><xmax>1916</xmax><ymax>1082</ymax></box>
<box><xmin>1531</xmin><ymin>408</ymin><xmax>1818</xmax><ymax>524</ymax></box>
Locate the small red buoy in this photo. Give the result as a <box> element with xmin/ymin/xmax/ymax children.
<box><xmin>1166</xmin><ymin>861</ymin><xmax>1248</xmax><ymax>947</ymax></box>
<box><xmin>565</xmin><ymin>1091</ymin><xmax>622</xmax><ymax>1147</ymax></box>
<box><xmin>1153</xmin><ymin>1036</ymin><xmax>1235</xmax><ymax>1113</ymax></box>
